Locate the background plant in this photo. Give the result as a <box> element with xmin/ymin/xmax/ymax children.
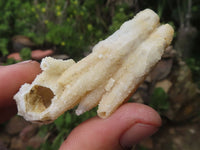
<box><xmin>150</xmin><ymin>87</ymin><xmax>170</xmax><ymax>114</ymax></box>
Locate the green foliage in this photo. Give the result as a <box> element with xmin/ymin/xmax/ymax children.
<box><xmin>0</xmin><ymin>38</ymin><xmax>9</xmax><ymax>56</ymax></box>
<box><xmin>33</xmin><ymin>0</ymin><xmax>108</xmax><ymax>58</ymax></box>
<box><xmin>0</xmin><ymin>0</ymin><xmax>136</xmax><ymax>59</ymax></box>
<box><xmin>20</xmin><ymin>48</ymin><xmax>31</xmax><ymax>60</ymax></box>
<box><xmin>0</xmin><ymin>0</ymin><xmax>105</xmax><ymax>58</ymax></box>
<box><xmin>186</xmin><ymin>58</ymin><xmax>200</xmax><ymax>88</ymax></box>
<box><xmin>3</xmin><ymin>58</ymin><xmax>18</xmax><ymax>65</ymax></box>
<box><xmin>186</xmin><ymin>58</ymin><xmax>200</xmax><ymax>73</ymax></box>
<box><xmin>157</xmin><ymin>0</ymin><xmax>166</xmax><ymax>18</ymax></box>
<box><xmin>150</xmin><ymin>87</ymin><xmax>169</xmax><ymax>113</ymax></box>
<box><xmin>2</xmin><ymin>48</ymin><xmax>31</xmax><ymax>65</ymax></box>
<box><xmin>137</xmin><ymin>145</ymin><xmax>149</xmax><ymax>150</ymax></box>
<box><xmin>108</xmin><ymin>4</ymin><xmax>133</xmax><ymax>34</ymax></box>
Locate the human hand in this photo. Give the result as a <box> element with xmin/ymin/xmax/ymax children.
<box><xmin>0</xmin><ymin>61</ymin><xmax>41</xmax><ymax>123</ymax></box>
<box><xmin>0</xmin><ymin>61</ymin><xmax>161</xmax><ymax>150</ymax></box>
<box><xmin>59</xmin><ymin>102</ymin><xmax>161</xmax><ymax>150</ymax></box>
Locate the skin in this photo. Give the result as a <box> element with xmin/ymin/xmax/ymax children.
<box><xmin>0</xmin><ymin>61</ymin><xmax>162</xmax><ymax>149</ymax></box>
<box><xmin>7</xmin><ymin>49</ymin><xmax>54</xmax><ymax>61</ymax></box>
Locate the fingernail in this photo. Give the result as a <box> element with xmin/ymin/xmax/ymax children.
<box><xmin>17</xmin><ymin>60</ymin><xmax>32</xmax><ymax>64</ymax></box>
<box><xmin>120</xmin><ymin>123</ymin><xmax>159</xmax><ymax>149</ymax></box>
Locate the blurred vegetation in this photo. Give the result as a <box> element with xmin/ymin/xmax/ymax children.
<box><xmin>0</xmin><ymin>0</ymin><xmax>133</xmax><ymax>59</ymax></box>
<box><xmin>20</xmin><ymin>48</ymin><xmax>32</xmax><ymax>60</ymax></box>
<box><xmin>0</xmin><ymin>0</ymin><xmax>200</xmax><ymax>149</ymax></box>
<box><xmin>150</xmin><ymin>88</ymin><xmax>169</xmax><ymax>114</ymax></box>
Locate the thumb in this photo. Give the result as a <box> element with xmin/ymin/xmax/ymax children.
<box><xmin>60</xmin><ymin>103</ymin><xmax>161</xmax><ymax>150</ymax></box>
<box><xmin>0</xmin><ymin>61</ymin><xmax>41</xmax><ymax>123</ymax></box>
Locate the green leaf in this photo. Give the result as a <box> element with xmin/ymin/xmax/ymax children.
<box><xmin>3</xmin><ymin>58</ymin><xmax>17</xmax><ymax>65</ymax></box>
<box><xmin>38</xmin><ymin>125</ymin><xmax>49</xmax><ymax>137</ymax></box>
<box><xmin>150</xmin><ymin>87</ymin><xmax>169</xmax><ymax>113</ymax></box>
<box><xmin>65</xmin><ymin>112</ymin><xmax>72</xmax><ymax>125</ymax></box>
<box><xmin>0</xmin><ymin>38</ymin><xmax>9</xmax><ymax>56</ymax></box>
<box><xmin>20</xmin><ymin>48</ymin><xmax>31</xmax><ymax>60</ymax></box>
<box><xmin>52</xmin><ymin>131</ymin><xmax>66</xmax><ymax>150</ymax></box>
<box><xmin>54</xmin><ymin>114</ymin><xmax>65</xmax><ymax>131</ymax></box>
<box><xmin>39</xmin><ymin>141</ymin><xmax>52</xmax><ymax>150</ymax></box>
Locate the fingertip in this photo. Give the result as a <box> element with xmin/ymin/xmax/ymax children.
<box><xmin>0</xmin><ymin>60</ymin><xmax>41</xmax><ymax>122</ymax></box>
<box><xmin>114</xmin><ymin>103</ymin><xmax>162</xmax><ymax>127</ymax></box>
<box><xmin>0</xmin><ymin>60</ymin><xmax>41</xmax><ymax>107</ymax></box>
<box><xmin>10</xmin><ymin>60</ymin><xmax>41</xmax><ymax>82</ymax></box>
<box><xmin>120</xmin><ymin>123</ymin><xmax>159</xmax><ymax>148</ymax></box>
<box><xmin>16</xmin><ymin>60</ymin><xmax>41</xmax><ymax>69</ymax></box>
<box><xmin>60</xmin><ymin>103</ymin><xmax>162</xmax><ymax>150</ymax></box>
